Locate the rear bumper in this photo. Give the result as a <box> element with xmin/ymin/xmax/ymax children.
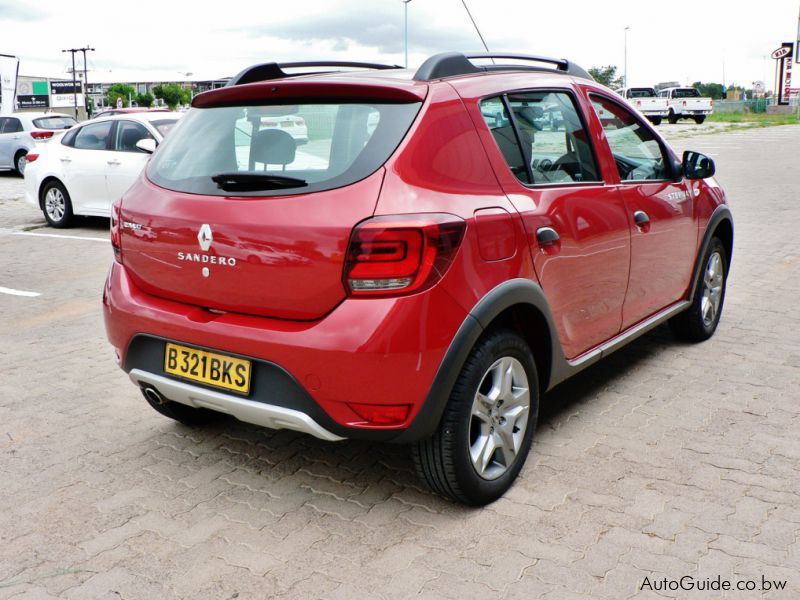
<box><xmin>103</xmin><ymin>261</ymin><xmax>468</xmax><ymax>441</ymax></box>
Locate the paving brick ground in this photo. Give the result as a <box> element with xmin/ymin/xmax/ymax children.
<box><xmin>1</xmin><ymin>126</ymin><xmax>799</xmax><ymax>599</ymax></box>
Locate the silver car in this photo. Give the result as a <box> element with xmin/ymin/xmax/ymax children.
<box><xmin>0</xmin><ymin>112</ymin><xmax>77</xmax><ymax>175</ymax></box>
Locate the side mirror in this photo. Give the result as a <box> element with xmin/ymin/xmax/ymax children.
<box><xmin>135</xmin><ymin>138</ymin><xmax>157</xmax><ymax>154</ymax></box>
<box><xmin>683</xmin><ymin>150</ymin><xmax>715</xmax><ymax>180</ymax></box>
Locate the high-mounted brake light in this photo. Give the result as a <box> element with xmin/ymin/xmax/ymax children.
<box><xmin>344</xmin><ymin>214</ymin><xmax>465</xmax><ymax>296</ymax></box>
<box><xmin>110</xmin><ymin>201</ymin><xmax>122</xmax><ymax>263</ymax></box>
<box><xmin>30</xmin><ymin>131</ymin><xmax>54</xmax><ymax>140</ymax></box>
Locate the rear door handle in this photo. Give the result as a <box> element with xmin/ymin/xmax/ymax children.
<box><xmin>536</xmin><ymin>227</ymin><xmax>560</xmax><ymax>246</ymax></box>
<box><xmin>633</xmin><ymin>210</ymin><xmax>650</xmax><ymax>226</ymax></box>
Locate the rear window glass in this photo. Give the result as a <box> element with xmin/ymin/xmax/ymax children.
<box><xmin>628</xmin><ymin>89</ymin><xmax>655</xmax><ymax>98</ymax></box>
<box><xmin>32</xmin><ymin>116</ymin><xmax>77</xmax><ymax>130</ymax></box>
<box><xmin>147</xmin><ymin>102</ymin><xmax>421</xmax><ymax>196</ymax></box>
<box><xmin>674</xmin><ymin>89</ymin><xmax>700</xmax><ymax>98</ymax></box>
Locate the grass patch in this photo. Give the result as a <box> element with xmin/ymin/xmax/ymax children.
<box><xmin>707</xmin><ymin>111</ymin><xmax>800</xmax><ymax>126</ymax></box>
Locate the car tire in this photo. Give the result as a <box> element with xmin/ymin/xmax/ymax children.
<box><xmin>667</xmin><ymin>110</ymin><xmax>679</xmax><ymax>124</ymax></box>
<box><xmin>412</xmin><ymin>329</ymin><xmax>539</xmax><ymax>505</ymax></box>
<box><xmin>14</xmin><ymin>151</ymin><xmax>28</xmax><ymax>177</ymax></box>
<box><xmin>142</xmin><ymin>389</ymin><xmax>223</xmax><ymax>426</ymax></box>
<box><xmin>669</xmin><ymin>237</ymin><xmax>728</xmax><ymax>342</ymax></box>
<box><xmin>693</xmin><ymin>116</ymin><xmax>706</xmax><ymax>124</ymax></box>
<box><xmin>41</xmin><ymin>181</ymin><xmax>75</xmax><ymax>228</ymax></box>
<box><xmin>649</xmin><ymin>116</ymin><xmax>662</xmax><ymax>126</ymax></box>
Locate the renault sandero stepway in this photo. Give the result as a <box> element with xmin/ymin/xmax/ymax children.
<box><xmin>103</xmin><ymin>53</ymin><xmax>733</xmax><ymax>505</ymax></box>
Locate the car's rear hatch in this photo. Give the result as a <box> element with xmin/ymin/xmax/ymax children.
<box><xmin>119</xmin><ymin>78</ymin><xmax>426</xmax><ymax>320</ymax></box>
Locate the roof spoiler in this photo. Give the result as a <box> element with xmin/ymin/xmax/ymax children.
<box><xmin>413</xmin><ymin>52</ymin><xmax>594</xmax><ymax>82</ymax></box>
<box><xmin>227</xmin><ymin>61</ymin><xmax>402</xmax><ymax>86</ymax></box>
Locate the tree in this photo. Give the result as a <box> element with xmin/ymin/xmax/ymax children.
<box><xmin>588</xmin><ymin>65</ymin><xmax>624</xmax><ymax>89</ymax></box>
<box><xmin>106</xmin><ymin>83</ymin><xmax>136</xmax><ymax>108</ymax></box>
<box><xmin>136</xmin><ymin>92</ymin><xmax>154</xmax><ymax>108</ymax></box>
<box><xmin>153</xmin><ymin>83</ymin><xmax>187</xmax><ymax>109</ymax></box>
<box><xmin>690</xmin><ymin>82</ymin><xmax>725</xmax><ymax>100</ymax></box>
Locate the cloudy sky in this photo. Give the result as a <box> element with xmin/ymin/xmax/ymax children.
<box><xmin>2</xmin><ymin>0</ymin><xmax>798</xmax><ymax>88</ymax></box>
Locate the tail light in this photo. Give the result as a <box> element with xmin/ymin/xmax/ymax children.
<box><xmin>110</xmin><ymin>201</ymin><xmax>122</xmax><ymax>263</ymax></box>
<box><xmin>635</xmin><ymin>100</ymin><xmax>641</xmax><ymax>106</ymax></box>
<box><xmin>263</xmin><ymin>120</ymin><xmax>279</xmax><ymax>127</ymax></box>
<box><xmin>25</xmin><ymin>153</ymin><xmax>39</xmax><ymax>163</ymax></box>
<box><xmin>710</xmin><ymin>99</ymin><xmax>714</xmax><ymax>108</ymax></box>
<box><xmin>30</xmin><ymin>131</ymin><xmax>54</xmax><ymax>140</ymax></box>
<box><xmin>344</xmin><ymin>214</ymin><xmax>465</xmax><ymax>296</ymax></box>
<box><xmin>682</xmin><ymin>100</ymin><xmax>687</xmax><ymax>106</ymax></box>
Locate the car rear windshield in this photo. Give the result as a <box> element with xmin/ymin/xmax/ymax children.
<box><xmin>674</xmin><ymin>89</ymin><xmax>701</xmax><ymax>98</ymax></box>
<box><xmin>629</xmin><ymin>88</ymin><xmax>656</xmax><ymax>98</ymax></box>
<box><xmin>147</xmin><ymin>101</ymin><xmax>421</xmax><ymax>196</ymax></box>
<box><xmin>150</xmin><ymin>119</ymin><xmax>179</xmax><ymax>137</ymax></box>
<box><xmin>32</xmin><ymin>116</ymin><xmax>78</xmax><ymax>130</ymax></box>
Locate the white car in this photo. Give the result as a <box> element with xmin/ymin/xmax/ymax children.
<box><xmin>0</xmin><ymin>112</ymin><xmax>77</xmax><ymax>175</ymax></box>
<box><xmin>24</xmin><ymin>112</ymin><xmax>182</xmax><ymax>227</ymax></box>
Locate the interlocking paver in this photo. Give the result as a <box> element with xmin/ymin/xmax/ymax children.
<box><xmin>2</xmin><ymin>126</ymin><xmax>800</xmax><ymax>597</ymax></box>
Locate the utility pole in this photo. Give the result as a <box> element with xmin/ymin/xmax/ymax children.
<box><xmin>80</xmin><ymin>46</ymin><xmax>95</xmax><ymax>115</ymax></box>
<box><xmin>62</xmin><ymin>46</ymin><xmax>94</xmax><ymax>119</ymax></box>
<box><xmin>624</xmin><ymin>26</ymin><xmax>630</xmax><ymax>88</ymax></box>
<box><xmin>402</xmin><ymin>0</ymin><xmax>412</xmax><ymax>68</ymax></box>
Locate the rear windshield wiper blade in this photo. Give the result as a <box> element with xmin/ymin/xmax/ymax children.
<box><xmin>211</xmin><ymin>172</ymin><xmax>308</xmax><ymax>192</ymax></box>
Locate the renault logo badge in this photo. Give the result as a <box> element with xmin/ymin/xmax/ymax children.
<box><xmin>197</xmin><ymin>224</ymin><xmax>213</xmax><ymax>251</ymax></box>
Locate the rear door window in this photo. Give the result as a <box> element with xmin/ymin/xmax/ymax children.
<box><xmin>73</xmin><ymin>121</ymin><xmax>113</xmax><ymax>150</ymax></box>
<box><xmin>481</xmin><ymin>91</ymin><xmax>600</xmax><ymax>185</ymax></box>
<box><xmin>148</xmin><ymin>101</ymin><xmax>420</xmax><ymax>196</ymax></box>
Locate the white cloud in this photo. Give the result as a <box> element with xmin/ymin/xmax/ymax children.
<box><xmin>3</xmin><ymin>0</ymin><xmax>797</xmax><ymax>87</ymax></box>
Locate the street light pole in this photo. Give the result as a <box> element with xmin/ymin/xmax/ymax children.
<box><xmin>624</xmin><ymin>26</ymin><xmax>630</xmax><ymax>88</ymax></box>
<box><xmin>403</xmin><ymin>0</ymin><xmax>412</xmax><ymax>68</ymax></box>
<box><xmin>80</xmin><ymin>46</ymin><xmax>95</xmax><ymax>116</ymax></box>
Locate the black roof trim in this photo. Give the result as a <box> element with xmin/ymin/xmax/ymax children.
<box><xmin>413</xmin><ymin>52</ymin><xmax>594</xmax><ymax>82</ymax></box>
<box><xmin>227</xmin><ymin>61</ymin><xmax>402</xmax><ymax>86</ymax></box>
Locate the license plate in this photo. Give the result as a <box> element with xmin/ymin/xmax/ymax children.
<box><xmin>164</xmin><ymin>343</ymin><xmax>251</xmax><ymax>394</ymax></box>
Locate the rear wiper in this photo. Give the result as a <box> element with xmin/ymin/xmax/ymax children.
<box><xmin>211</xmin><ymin>172</ymin><xmax>308</xmax><ymax>192</ymax></box>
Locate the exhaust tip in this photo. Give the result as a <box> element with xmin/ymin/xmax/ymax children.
<box><xmin>142</xmin><ymin>386</ymin><xmax>166</xmax><ymax>405</ymax></box>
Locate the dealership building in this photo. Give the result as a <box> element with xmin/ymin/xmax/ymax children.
<box><xmin>8</xmin><ymin>72</ymin><xmax>228</xmax><ymax>120</ymax></box>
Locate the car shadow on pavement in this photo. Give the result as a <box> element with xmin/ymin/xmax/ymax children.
<box><xmin>151</xmin><ymin>322</ymin><xmax>687</xmax><ymax>510</ymax></box>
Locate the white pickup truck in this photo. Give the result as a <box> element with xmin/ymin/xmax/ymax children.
<box><xmin>615</xmin><ymin>87</ymin><xmax>669</xmax><ymax>125</ymax></box>
<box><xmin>658</xmin><ymin>87</ymin><xmax>714</xmax><ymax>124</ymax></box>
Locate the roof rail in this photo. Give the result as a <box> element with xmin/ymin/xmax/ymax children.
<box><xmin>227</xmin><ymin>61</ymin><xmax>402</xmax><ymax>86</ymax></box>
<box><xmin>413</xmin><ymin>52</ymin><xmax>594</xmax><ymax>82</ymax></box>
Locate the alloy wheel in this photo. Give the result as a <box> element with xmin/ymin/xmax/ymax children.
<box><xmin>469</xmin><ymin>356</ymin><xmax>531</xmax><ymax>480</ymax></box>
<box><xmin>700</xmin><ymin>251</ymin><xmax>724</xmax><ymax>327</ymax></box>
<box><xmin>45</xmin><ymin>188</ymin><xmax>66</xmax><ymax>222</ymax></box>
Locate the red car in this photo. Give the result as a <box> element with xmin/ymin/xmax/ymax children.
<box><xmin>103</xmin><ymin>53</ymin><xmax>733</xmax><ymax>505</ymax></box>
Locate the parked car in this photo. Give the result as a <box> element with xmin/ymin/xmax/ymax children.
<box><xmin>259</xmin><ymin>113</ymin><xmax>308</xmax><ymax>144</ymax></box>
<box><xmin>658</xmin><ymin>87</ymin><xmax>714</xmax><ymax>124</ymax></box>
<box><xmin>0</xmin><ymin>112</ymin><xmax>77</xmax><ymax>176</ymax></box>
<box><xmin>92</xmin><ymin>107</ymin><xmax>171</xmax><ymax>119</ymax></box>
<box><xmin>615</xmin><ymin>87</ymin><xmax>669</xmax><ymax>125</ymax></box>
<box><xmin>103</xmin><ymin>53</ymin><xmax>733</xmax><ymax>505</ymax></box>
<box><xmin>24</xmin><ymin>112</ymin><xmax>182</xmax><ymax>227</ymax></box>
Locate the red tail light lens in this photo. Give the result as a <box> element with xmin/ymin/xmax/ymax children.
<box><xmin>25</xmin><ymin>153</ymin><xmax>39</xmax><ymax>163</ymax></box>
<box><xmin>110</xmin><ymin>201</ymin><xmax>122</xmax><ymax>263</ymax></box>
<box><xmin>344</xmin><ymin>214</ymin><xmax>465</xmax><ymax>296</ymax></box>
<box><xmin>682</xmin><ymin>100</ymin><xmax>687</xmax><ymax>106</ymax></box>
<box><xmin>347</xmin><ymin>403</ymin><xmax>411</xmax><ymax>426</ymax></box>
<box><xmin>30</xmin><ymin>131</ymin><xmax>54</xmax><ymax>140</ymax></box>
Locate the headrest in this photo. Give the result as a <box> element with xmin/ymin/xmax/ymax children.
<box><xmin>251</xmin><ymin>128</ymin><xmax>296</xmax><ymax>166</ymax></box>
